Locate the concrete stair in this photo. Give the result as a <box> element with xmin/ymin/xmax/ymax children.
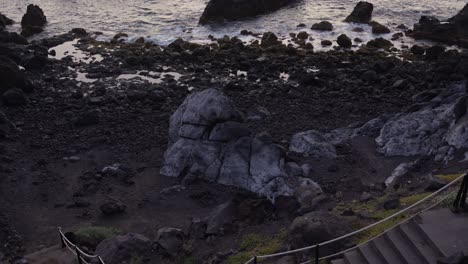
<box><xmin>330</xmin><ymin>218</ymin><xmax>446</xmax><ymax>264</ymax></box>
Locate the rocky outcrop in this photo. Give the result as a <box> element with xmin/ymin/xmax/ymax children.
<box><xmin>21</xmin><ymin>4</ymin><xmax>47</xmax><ymax>37</ymax></box>
<box><xmin>199</xmin><ymin>0</ymin><xmax>297</xmax><ymax>24</ymax></box>
<box><xmin>409</xmin><ymin>4</ymin><xmax>468</xmax><ymax>48</ymax></box>
<box><xmin>344</xmin><ymin>1</ymin><xmax>374</xmax><ymax>24</ymax></box>
<box><xmin>96</xmin><ymin>233</ymin><xmax>152</xmax><ymax>264</ymax></box>
<box><xmin>155</xmin><ymin>228</ymin><xmax>184</xmax><ymax>257</ymax></box>
<box><xmin>337</xmin><ymin>34</ymin><xmax>352</xmax><ymax>48</ymax></box>
<box><xmin>0</xmin><ymin>56</ymin><xmax>34</xmax><ymax>105</ymax></box>
<box><xmin>0</xmin><ymin>13</ymin><xmax>14</xmax><ymax>30</ymax></box>
<box><xmin>161</xmin><ymin>88</ymin><xmax>316</xmax><ymax>201</ymax></box>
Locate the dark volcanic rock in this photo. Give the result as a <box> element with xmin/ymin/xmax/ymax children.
<box><xmin>199</xmin><ymin>0</ymin><xmax>297</xmax><ymax>24</ymax></box>
<box><xmin>425</xmin><ymin>45</ymin><xmax>445</xmax><ymax>60</ymax></box>
<box><xmin>367</xmin><ymin>37</ymin><xmax>393</xmax><ymax>49</ymax></box>
<box><xmin>410</xmin><ymin>45</ymin><xmax>425</xmax><ymax>55</ymax></box>
<box><xmin>337</xmin><ymin>34</ymin><xmax>352</xmax><ymax>48</ymax></box>
<box><xmin>261</xmin><ymin>31</ymin><xmax>281</xmax><ymax>48</ymax></box>
<box><xmin>370</xmin><ymin>21</ymin><xmax>390</xmax><ymax>34</ymax></box>
<box><xmin>2</xmin><ymin>88</ymin><xmax>26</xmax><ymax>106</ymax></box>
<box><xmin>96</xmin><ymin>233</ymin><xmax>152</xmax><ymax>264</ymax></box>
<box><xmin>410</xmin><ymin>4</ymin><xmax>468</xmax><ymax>48</ymax></box>
<box><xmin>345</xmin><ymin>1</ymin><xmax>373</xmax><ymax>24</ymax></box>
<box><xmin>21</xmin><ymin>26</ymin><xmax>43</xmax><ymax>38</ymax></box>
<box><xmin>100</xmin><ymin>199</ymin><xmax>126</xmax><ymax>216</ymax></box>
<box><xmin>21</xmin><ymin>4</ymin><xmax>47</xmax><ymax>28</ymax></box>
<box><xmin>0</xmin><ymin>56</ymin><xmax>33</xmax><ymax>93</ymax></box>
<box><xmin>311</xmin><ymin>21</ymin><xmax>333</xmax><ymax>31</ymax></box>
<box><xmin>155</xmin><ymin>228</ymin><xmax>184</xmax><ymax>257</ymax></box>
<box><xmin>0</xmin><ymin>13</ymin><xmax>14</xmax><ymax>30</ymax></box>
<box><xmin>321</xmin><ymin>40</ymin><xmax>332</xmax><ymax>46</ymax></box>
<box><xmin>0</xmin><ymin>31</ymin><xmax>28</xmax><ymax>45</ymax></box>
<box><xmin>74</xmin><ymin>109</ymin><xmax>100</xmax><ymax>127</ymax></box>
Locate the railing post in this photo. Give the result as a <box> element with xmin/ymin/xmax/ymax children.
<box><xmin>60</xmin><ymin>232</ymin><xmax>65</xmax><ymax>248</ymax></box>
<box><xmin>76</xmin><ymin>246</ymin><xmax>83</xmax><ymax>264</ymax></box>
<box><xmin>98</xmin><ymin>256</ymin><xmax>105</xmax><ymax>264</ymax></box>
<box><xmin>253</xmin><ymin>256</ymin><xmax>257</xmax><ymax>264</ymax></box>
<box><xmin>315</xmin><ymin>244</ymin><xmax>319</xmax><ymax>264</ymax></box>
<box><xmin>453</xmin><ymin>175</ymin><xmax>468</xmax><ymax>211</ymax></box>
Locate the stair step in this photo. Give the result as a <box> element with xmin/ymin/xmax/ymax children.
<box><xmin>357</xmin><ymin>242</ymin><xmax>387</xmax><ymax>264</ymax></box>
<box><xmin>331</xmin><ymin>258</ymin><xmax>347</xmax><ymax>264</ymax></box>
<box><xmin>344</xmin><ymin>250</ymin><xmax>367</xmax><ymax>264</ymax></box>
<box><xmin>372</xmin><ymin>236</ymin><xmax>407</xmax><ymax>264</ymax></box>
<box><xmin>409</xmin><ymin>218</ymin><xmax>446</xmax><ymax>257</ymax></box>
<box><xmin>385</xmin><ymin>229</ymin><xmax>426</xmax><ymax>264</ymax></box>
<box><xmin>399</xmin><ymin>221</ymin><xmax>441</xmax><ymax>263</ymax></box>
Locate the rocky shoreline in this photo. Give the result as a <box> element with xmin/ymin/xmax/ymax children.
<box><xmin>1</xmin><ymin>2</ymin><xmax>468</xmax><ymax>264</ymax></box>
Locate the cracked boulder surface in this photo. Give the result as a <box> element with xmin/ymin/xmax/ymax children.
<box><xmin>161</xmin><ymin>88</ymin><xmax>302</xmax><ymax>200</ymax></box>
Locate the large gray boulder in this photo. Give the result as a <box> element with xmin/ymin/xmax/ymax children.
<box><xmin>289</xmin><ymin>130</ymin><xmax>337</xmax><ymax>159</ymax></box>
<box><xmin>199</xmin><ymin>0</ymin><xmax>297</xmax><ymax>24</ymax></box>
<box><xmin>161</xmin><ymin>88</ymin><xmax>298</xmax><ymax>200</ymax></box>
<box><xmin>95</xmin><ymin>233</ymin><xmax>152</xmax><ymax>264</ymax></box>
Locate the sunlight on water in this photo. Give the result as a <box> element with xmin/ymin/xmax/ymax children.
<box><xmin>1</xmin><ymin>0</ymin><xmax>465</xmax><ymax>45</ymax></box>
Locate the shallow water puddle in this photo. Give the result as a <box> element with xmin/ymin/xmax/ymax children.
<box><xmin>66</xmin><ymin>67</ymin><xmax>97</xmax><ymax>83</ymax></box>
<box><xmin>117</xmin><ymin>71</ymin><xmax>182</xmax><ymax>84</ymax></box>
<box><xmin>49</xmin><ymin>39</ymin><xmax>104</xmax><ymax>64</ymax></box>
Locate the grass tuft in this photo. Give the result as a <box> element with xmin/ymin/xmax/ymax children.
<box><xmin>227</xmin><ymin>231</ymin><xmax>287</xmax><ymax>264</ymax></box>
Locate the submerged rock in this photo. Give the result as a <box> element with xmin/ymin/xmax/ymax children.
<box><xmin>199</xmin><ymin>0</ymin><xmax>298</xmax><ymax>24</ymax></box>
<box><xmin>370</xmin><ymin>21</ymin><xmax>390</xmax><ymax>34</ymax></box>
<box><xmin>344</xmin><ymin>1</ymin><xmax>374</xmax><ymax>24</ymax></box>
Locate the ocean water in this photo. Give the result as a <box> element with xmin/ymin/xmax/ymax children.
<box><xmin>0</xmin><ymin>0</ymin><xmax>466</xmax><ymax>46</ymax></box>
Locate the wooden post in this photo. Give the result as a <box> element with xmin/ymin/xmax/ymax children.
<box><xmin>315</xmin><ymin>244</ymin><xmax>319</xmax><ymax>264</ymax></box>
<box><xmin>76</xmin><ymin>246</ymin><xmax>83</xmax><ymax>264</ymax></box>
<box><xmin>253</xmin><ymin>256</ymin><xmax>257</xmax><ymax>264</ymax></box>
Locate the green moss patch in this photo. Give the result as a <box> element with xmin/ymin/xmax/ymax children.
<box><xmin>227</xmin><ymin>231</ymin><xmax>287</xmax><ymax>264</ymax></box>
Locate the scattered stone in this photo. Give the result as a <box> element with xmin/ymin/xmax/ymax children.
<box><xmin>155</xmin><ymin>227</ymin><xmax>184</xmax><ymax>257</ymax></box>
<box><xmin>311</xmin><ymin>21</ymin><xmax>333</xmax><ymax>31</ymax></box>
<box><xmin>74</xmin><ymin>109</ymin><xmax>100</xmax><ymax>127</ymax></box>
<box><xmin>261</xmin><ymin>32</ymin><xmax>281</xmax><ymax>48</ymax></box>
<box><xmin>366</xmin><ymin>38</ymin><xmax>393</xmax><ymax>49</ymax></box>
<box><xmin>425</xmin><ymin>46</ymin><xmax>445</xmax><ymax>60</ymax></box>
<box><xmin>297</xmin><ymin>31</ymin><xmax>309</xmax><ymax>40</ymax></box>
<box><xmin>246</xmin><ymin>106</ymin><xmax>271</xmax><ymax>121</ymax></box>
<box><xmin>288</xmin><ymin>212</ymin><xmax>349</xmax><ymax>249</ymax></box>
<box><xmin>2</xmin><ymin>88</ymin><xmax>26</xmax><ymax>106</ymax></box>
<box><xmin>100</xmin><ymin>199</ymin><xmax>126</xmax><ymax>216</ymax></box>
<box><xmin>360</xmin><ymin>192</ymin><xmax>373</xmax><ymax>202</ymax></box>
<box><xmin>96</xmin><ymin>233</ymin><xmax>152</xmax><ymax>264</ymax></box>
<box><xmin>337</xmin><ymin>34</ymin><xmax>352</xmax><ymax>48</ymax></box>
<box><xmin>361</xmin><ymin>70</ymin><xmax>378</xmax><ymax>82</ymax></box>
<box><xmin>289</xmin><ymin>130</ymin><xmax>337</xmax><ymax>159</ymax></box>
<box><xmin>370</xmin><ymin>21</ymin><xmax>390</xmax><ymax>34</ymax></box>
<box><xmin>383</xmin><ymin>197</ymin><xmax>400</xmax><ymax>210</ymax></box>
<box><xmin>425</xmin><ymin>175</ymin><xmax>446</xmax><ymax>191</ymax></box>
<box><xmin>410</xmin><ymin>45</ymin><xmax>425</xmax><ymax>55</ymax></box>
<box><xmin>189</xmin><ymin>218</ymin><xmax>207</xmax><ymax>239</ymax></box>
<box><xmin>385</xmin><ymin>161</ymin><xmax>417</xmax><ymax>187</ymax></box>
<box><xmin>70</xmin><ymin>28</ymin><xmax>88</xmax><ymax>36</ymax></box>
<box><xmin>321</xmin><ymin>40</ymin><xmax>332</xmax><ymax>46</ymax></box>
<box><xmin>345</xmin><ymin>1</ymin><xmax>374</xmax><ymax>24</ymax></box>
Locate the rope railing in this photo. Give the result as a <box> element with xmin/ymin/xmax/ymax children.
<box><xmin>58</xmin><ymin>227</ymin><xmax>106</xmax><ymax>264</ymax></box>
<box><xmin>245</xmin><ymin>172</ymin><xmax>467</xmax><ymax>264</ymax></box>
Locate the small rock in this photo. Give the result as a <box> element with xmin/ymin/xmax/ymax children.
<box><xmin>383</xmin><ymin>197</ymin><xmax>400</xmax><ymax>210</ymax></box>
<box><xmin>361</xmin><ymin>70</ymin><xmax>378</xmax><ymax>82</ymax></box>
<box><xmin>2</xmin><ymin>88</ymin><xmax>26</xmax><ymax>106</ymax></box>
<box><xmin>261</xmin><ymin>32</ymin><xmax>280</xmax><ymax>48</ymax></box>
<box><xmin>297</xmin><ymin>31</ymin><xmax>309</xmax><ymax>40</ymax></box>
<box><xmin>337</xmin><ymin>34</ymin><xmax>352</xmax><ymax>48</ymax></box>
<box><xmin>425</xmin><ymin>46</ymin><xmax>445</xmax><ymax>60</ymax></box>
<box><xmin>321</xmin><ymin>40</ymin><xmax>333</xmax><ymax>46</ymax></box>
<box><xmin>360</xmin><ymin>192</ymin><xmax>373</xmax><ymax>202</ymax></box>
<box><xmin>74</xmin><ymin>109</ymin><xmax>100</xmax><ymax>127</ymax></box>
<box><xmin>96</xmin><ymin>233</ymin><xmax>152</xmax><ymax>264</ymax></box>
<box><xmin>410</xmin><ymin>45</ymin><xmax>425</xmax><ymax>55</ymax></box>
<box><xmin>425</xmin><ymin>176</ymin><xmax>446</xmax><ymax>191</ymax></box>
<box><xmin>155</xmin><ymin>227</ymin><xmax>184</xmax><ymax>257</ymax></box>
<box><xmin>100</xmin><ymin>199</ymin><xmax>126</xmax><ymax>216</ymax></box>
<box><xmin>311</xmin><ymin>21</ymin><xmax>333</xmax><ymax>31</ymax></box>
<box><xmin>370</xmin><ymin>21</ymin><xmax>390</xmax><ymax>34</ymax></box>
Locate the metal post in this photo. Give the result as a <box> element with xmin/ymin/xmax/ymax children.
<box><xmin>253</xmin><ymin>256</ymin><xmax>257</xmax><ymax>264</ymax></box>
<box><xmin>315</xmin><ymin>244</ymin><xmax>319</xmax><ymax>264</ymax></box>
<box><xmin>76</xmin><ymin>246</ymin><xmax>83</xmax><ymax>264</ymax></box>
<box><xmin>98</xmin><ymin>256</ymin><xmax>105</xmax><ymax>264</ymax></box>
